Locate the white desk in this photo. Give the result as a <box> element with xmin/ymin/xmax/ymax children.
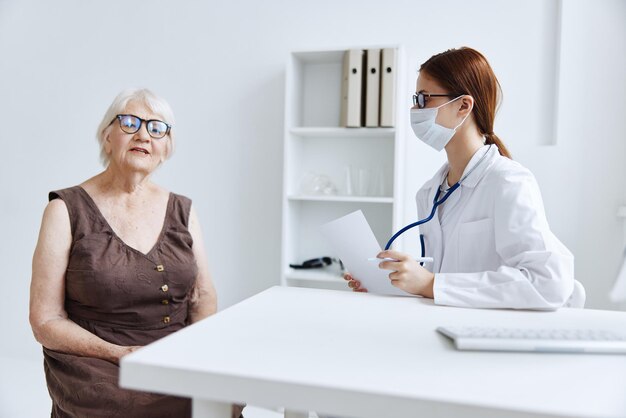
<box><xmin>120</xmin><ymin>286</ymin><xmax>626</xmax><ymax>418</ymax></box>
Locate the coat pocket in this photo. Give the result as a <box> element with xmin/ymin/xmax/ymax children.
<box><xmin>457</xmin><ymin>218</ymin><xmax>496</xmax><ymax>272</ymax></box>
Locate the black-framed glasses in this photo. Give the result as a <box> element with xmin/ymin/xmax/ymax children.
<box><xmin>112</xmin><ymin>114</ymin><xmax>171</xmax><ymax>139</ymax></box>
<box><xmin>412</xmin><ymin>92</ymin><xmax>460</xmax><ymax>109</ymax></box>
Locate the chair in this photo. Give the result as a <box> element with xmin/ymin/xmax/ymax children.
<box><xmin>565</xmin><ymin>280</ymin><xmax>586</xmax><ymax>309</ymax></box>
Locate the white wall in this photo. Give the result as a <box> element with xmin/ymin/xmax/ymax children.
<box><xmin>0</xmin><ymin>0</ymin><xmax>624</xmax><ymax>367</ymax></box>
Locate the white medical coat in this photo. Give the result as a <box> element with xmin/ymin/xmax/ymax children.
<box><xmin>417</xmin><ymin>145</ymin><xmax>575</xmax><ymax>310</ymax></box>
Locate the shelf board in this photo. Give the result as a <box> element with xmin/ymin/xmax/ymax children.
<box><xmin>290</xmin><ymin>127</ymin><xmax>395</xmax><ymax>139</ymax></box>
<box><xmin>285</xmin><ymin>270</ymin><xmax>345</xmax><ymax>283</ymax></box>
<box><xmin>291</xmin><ymin>50</ymin><xmax>344</xmax><ymax>64</ymax></box>
<box><xmin>288</xmin><ymin>195</ymin><xmax>394</xmax><ymax>204</ymax></box>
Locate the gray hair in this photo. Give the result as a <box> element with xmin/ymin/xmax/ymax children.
<box><xmin>96</xmin><ymin>88</ymin><xmax>176</xmax><ymax>166</ymax></box>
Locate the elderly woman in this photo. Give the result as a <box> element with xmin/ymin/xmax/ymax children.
<box><xmin>29</xmin><ymin>89</ymin><xmax>242</xmax><ymax>417</ymax></box>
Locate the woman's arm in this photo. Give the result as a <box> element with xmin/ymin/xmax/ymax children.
<box><xmin>187</xmin><ymin>205</ymin><xmax>218</xmax><ymax>323</ymax></box>
<box><xmin>29</xmin><ymin>199</ymin><xmax>139</xmax><ymax>364</ymax></box>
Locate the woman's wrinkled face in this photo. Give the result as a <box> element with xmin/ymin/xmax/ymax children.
<box><xmin>104</xmin><ymin>101</ymin><xmax>171</xmax><ymax>174</ymax></box>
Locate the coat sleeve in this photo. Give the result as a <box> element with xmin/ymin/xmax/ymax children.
<box><xmin>433</xmin><ymin>169</ymin><xmax>575</xmax><ymax>310</ymax></box>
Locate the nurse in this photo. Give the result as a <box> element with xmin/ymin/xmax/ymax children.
<box><xmin>347</xmin><ymin>47</ymin><xmax>581</xmax><ymax>310</ymax></box>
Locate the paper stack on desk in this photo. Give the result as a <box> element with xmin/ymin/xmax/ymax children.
<box><xmin>320</xmin><ymin>210</ymin><xmax>408</xmax><ymax>296</ymax></box>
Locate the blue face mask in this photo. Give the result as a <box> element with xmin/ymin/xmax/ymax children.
<box><xmin>410</xmin><ymin>96</ymin><xmax>470</xmax><ymax>151</ymax></box>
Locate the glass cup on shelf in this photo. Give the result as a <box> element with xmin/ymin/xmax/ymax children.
<box><xmin>371</xmin><ymin>167</ymin><xmax>386</xmax><ymax>197</ymax></box>
<box><xmin>344</xmin><ymin>165</ymin><xmax>354</xmax><ymax>196</ymax></box>
<box><xmin>357</xmin><ymin>168</ymin><xmax>371</xmax><ymax>196</ymax></box>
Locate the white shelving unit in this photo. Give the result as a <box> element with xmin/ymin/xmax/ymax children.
<box><xmin>280</xmin><ymin>46</ymin><xmax>406</xmax><ymax>291</ymax></box>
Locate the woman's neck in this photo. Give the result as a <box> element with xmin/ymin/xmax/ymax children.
<box><xmin>93</xmin><ymin>166</ymin><xmax>152</xmax><ymax>196</ymax></box>
<box><xmin>444</xmin><ymin>130</ymin><xmax>485</xmax><ymax>185</ymax></box>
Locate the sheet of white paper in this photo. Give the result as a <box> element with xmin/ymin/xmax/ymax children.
<box><xmin>610</xmin><ymin>252</ymin><xmax>626</xmax><ymax>302</ymax></box>
<box><xmin>320</xmin><ymin>210</ymin><xmax>408</xmax><ymax>296</ymax></box>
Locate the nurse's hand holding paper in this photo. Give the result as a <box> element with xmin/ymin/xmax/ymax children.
<box><xmin>346</xmin><ymin>251</ymin><xmax>435</xmax><ymax>297</ymax></box>
<box><xmin>321</xmin><ymin>210</ymin><xmax>408</xmax><ymax>296</ymax></box>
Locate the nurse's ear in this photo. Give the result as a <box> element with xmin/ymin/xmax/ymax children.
<box><xmin>457</xmin><ymin>95</ymin><xmax>475</xmax><ymax>118</ymax></box>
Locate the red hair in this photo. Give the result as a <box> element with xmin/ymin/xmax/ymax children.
<box><xmin>420</xmin><ymin>47</ymin><xmax>511</xmax><ymax>159</ymax></box>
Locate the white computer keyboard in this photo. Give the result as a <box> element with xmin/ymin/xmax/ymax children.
<box><xmin>436</xmin><ymin>326</ymin><xmax>626</xmax><ymax>353</ymax></box>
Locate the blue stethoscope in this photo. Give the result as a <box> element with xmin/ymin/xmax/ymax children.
<box><xmin>383</xmin><ymin>145</ymin><xmax>493</xmax><ymax>260</ymax></box>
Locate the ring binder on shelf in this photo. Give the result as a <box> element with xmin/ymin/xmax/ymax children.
<box><xmin>380</xmin><ymin>48</ymin><xmax>397</xmax><ymax>128</ymax></box>
<box><xmin>365</xmin><ymin>48</ymin><xmax>381</xmax><ymax>127</ymax></box>
<box><xmin>340</xmin><ymin>49</ymin><xmax>364</xmax><ymax>128</ymax></box>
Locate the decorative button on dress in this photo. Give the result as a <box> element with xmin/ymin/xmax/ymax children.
<box><xmin>43</xmin><ymin>186</ymin><xmax>198</xmax><ymax>417</ymax></box>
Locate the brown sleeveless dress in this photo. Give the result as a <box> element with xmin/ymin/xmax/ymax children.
<box><xmin>43</xmin><ymin>186</ymin><xmax>197</xmax><ymax>417</ymax></box>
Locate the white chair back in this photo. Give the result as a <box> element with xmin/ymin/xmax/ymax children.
<box><xmin>564</xmin><ymin>280</ymin><xmax>586</xmax><ymax>309</ymax></box>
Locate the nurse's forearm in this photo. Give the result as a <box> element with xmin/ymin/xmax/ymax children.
<box><xmin>432</xmin><ymin>268</ymin><xmax>571</xmax><ymax>309</ymax></box>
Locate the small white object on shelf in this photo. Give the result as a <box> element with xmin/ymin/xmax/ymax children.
<box><xmin>299</xmin><ymin>172</ymin><xmax>338</xmax><ymax>196</ymax></box>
